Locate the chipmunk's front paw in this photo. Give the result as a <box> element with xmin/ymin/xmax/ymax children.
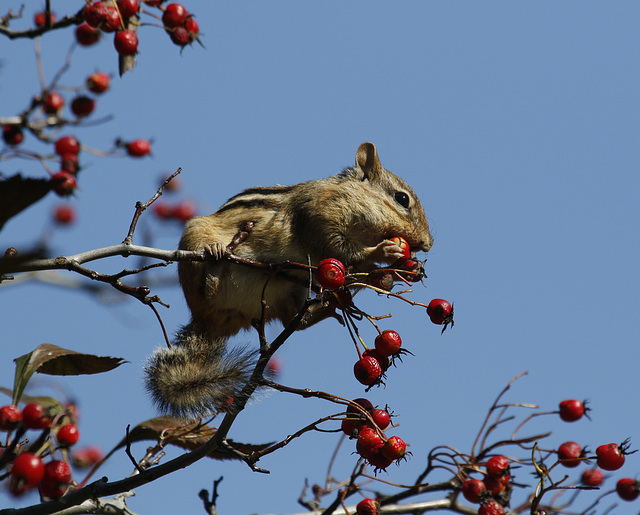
<box><xmin>371</xmin><ymin>239</ymin><xmax>406</xmax><ymax>265</ymax></box>
<box><xmin>203</xmin><ymin>242</ymin><xmax>227</xmax><ymax>260</ymax></box>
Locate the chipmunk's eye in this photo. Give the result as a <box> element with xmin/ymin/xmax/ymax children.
<box><xmin>394</xmin><ymin>192</ymin><xmax>410</xmax><ymax>209</ymax></box>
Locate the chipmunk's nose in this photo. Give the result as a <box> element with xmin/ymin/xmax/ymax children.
<box><xmin>415</xmin><ymin>234</ymin><xmax>433</xmax><ymax>253</ymax></box>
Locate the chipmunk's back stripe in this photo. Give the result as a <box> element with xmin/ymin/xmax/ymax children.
<box><xmin>237</xmin><ymin>186</ymin><xmax>295</xmax><ymax>197</ymax></box>
<box><xmin>217</xmin><ymin>185</ymin><xmax>294</xmax><ymax>213</ymax></box>
<box><xmin>216</xmin><ymin>198</ymin><xmax>278</xmax><ymax>213</ymax></box>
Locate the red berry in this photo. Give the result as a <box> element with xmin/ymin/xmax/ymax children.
<box><xmin>39</xmin><ymin>460</ymin><xmax>71</xmax><ymax>499</ymax></box>
<box><xmin>21</xmin><ymin>403</ymin><xmax>52</xmax><ymax>429</ymax></box>
<box><xmin>558</xmin><ymin>399</ymin><xmax>588</xmax><ymax>422</ymax></box>
<box><xmin>334</xmin><ymin>289</ymin><xmax>353</xmax><ymax>310</ymax></box>
<box><xmin>478</xmin><ymin>499</ymin><xmax>505</xmax><ymax>515</ymax></box>
<box><xmin>341</xmin><ymin>417</ymin><xmax>361</xmax><ymax>436</ymax></box>
<box><xmin>170</xmin><ymin>26</ymin><xmax>190</xmax><ymax>46</ymax></box>
<box><xmin>10</xmin><ymin>453</ymin><xmax>45</xmax><ymax>495</ymax></box>
<box><xmin>114</xmin><ymin>30</ymin><xmax>138</xmax><ymax>55</ymax></box>
<box><xmin>101</xmin><ymin>6</ymin><xmax>121</xmax><ymax>33</ymax></box>
<box><xmin>356</xmin><ymin>427</ymin><xmax>384</xmax><ymax>459</ymax></box>
<box><xmin>461</xmin><ymin>478</ymin><xmax>487</xmax><ymax>504</ymax></box>
<box><xmin>53</xmin><ymin>204</ymin><xmax>76</xmax><ymax>225</ymax></box>
<box><xmin>389</xmin><ymin>236</ymin><xmax>410</xmax><ymax>264</ymax></box>
<box><xmin>2</xmin><ymin>125</ymin><xmax>24</xmax><ymax>146</ymax></box>
<box><xmin>381</xmin><ymin>435</ymin><xmax>407</xmax><ymax>461</ymax></box>
<box><xmin>401</xmin><ymin>259</ymin><xmax>420</xmax><ymax>270</ymax></box>
<box><xmin>71</xmin><ymin>96</ymin><xmax>95</xmax><ymax>118</ymax></box>
<box><xmin>86</xmin><ymin>72</ymin><xmax>111</xmax><ymax>94</ymax></box>
<box><xmin>56</xmin><ymin>424</ymin><xmax>80</xmax><ymax>446</ymax></box>
<box><xmin>266</xmin><ymin>356</ymin><xmax>281</xmax><ymax>378</ymax></box>
<box><xmin>83</xmin><ymin>2</ymin><xmax>109</xmax><ymax>28</ymax></box>
<box><xmin>55</xmin><ymin>135</ymin><xmax>80</xmax><ymax>156</ymax></box>
<box><xmin>172</xmin><ymin>201</ymin><xmax>196</xmax><ymax>223</ymax></box>
<box><xmin>60</xmin><ymin>153</ymin><xmax>80</xmax><ymax>173</ymax></box>
<box><xmin>362</xmin><ymin>348</ymin><xmax>389</xmax><ymax>372</ymax></box>
<box><xmin>43</xmin><ymin>92</ymin><xmax>65</xmax><ymax>115</ymax></box>
<box><xmin>370</xmin><ymin>408</ymin><xmax>390</xmax><ymax>430</ymax></box>
<box><xmin>125</xmin><ymin>138</ymin><xmax>151</xmax><ymax>157</ymax></box>
<box><xmin>347</xmin><ymin>398</ymin><xmax>374</xmax><ymax>414</ymax></box>
<box><xmin>369</xmin><ymin>270</ymin><xmax>394</xmax><ymax>291</ymax></box>
<box><xmin>316</xmin><ymin>258</ymin><xmax>346</xmax><ymax>290</ymax></box>
<box><xmin>34</xmin><ymin>11</ymin><xmax>56</xmax><ymax>27</ymax></box>
<box><xmin>353</xmin><ymin>356</ymin><xmax>382</xmax><ymax>386</ymax></box>
<box><xmin>616</xmin><ymin>477</ymin><xmax>640</xmax><ymax>501</ymax></box>
<box><xmin>0</xmin><ymin>405</ymin><xmax>22</xmax><ymax>430</ymax></box>
<box><xmin>343</xmin><ymin>398</ymin><xmax>375</xmax><ymax>433</ymax></box>
<box><xmin>75</xmin><ymin>23</ymin><xmax>101</xmax><ymax>46</ymax></box>
<box><xmin>557</xmin><ymin>441</ymin><xmax>583</xmax><ymax>468</ymax></box>
<box><xmin>162</xmin><ymin>3</ymin><xmax>188</xmax><ymax>27</ymax></box>
<box><xmin>185</xmin><ymin>16</ymin><xmax>199</xmax><ymax>40</ymax></box>
<box><xmin>71</xmin><ymin>446</ymin><xmax>103</xmax><ymax>468</ymax></box>
<box><xmin>486</xmin><ymin>455</ymin><xmax>510</xmax><ymax>478</ymax></box>
<box><xmin>355</xmin><ymin>498</ymin><xmax>379</xmax><ymax>515</ymax></box>
<box><xmin>426</xmin><ymin>298</ymin><xmax>453</xmax><ymax>325</ymax></box>
<box><xmin>153</xmin><ymin>201</ymin><xmax>174</xmax><ymax>220</ymax></box>
<box><xmin>581</xmin><ymin>467</ymin><xmax>604</xmax><ymax>487</ymax></box>
<box><xmin>366</xmin><ymin>451</ymin><xmax>394</xmax><ymax>471</ymax></box>
<box><xmin>117</xmin><ymin>0</ymin><xmax>139</xmax><ymax>18</ymax></box>
<box><xmin>44</xmin><ymin>460</ymin><xmax>71</xmax><ymax>483</ymax></box>
<box><xmin>596</xmin><ymin>441</ymin><xmax>628</xmax><ymax>471</ymax></box>
<box><xmin>374</xmin><ymin>330</ymin><xmax>402</xmax><ymax>357</ymax></box>
<box><xmin>51</xmin><ymin>172</ymin><xmax>77</xmax><ymax>197</ymax></box>
<box><xmin>483</xmin><ymin>474</ymin><xmax>510</xmax><ymax>496</ymax></box>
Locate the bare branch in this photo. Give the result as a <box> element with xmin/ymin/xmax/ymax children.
<box><xmin>0</xmin><ymin>9</ymin><xmax>84</xmax><ymax>40</ymax></box>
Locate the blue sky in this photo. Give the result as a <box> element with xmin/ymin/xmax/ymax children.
<box><xmin>1</xmin><ymin>2</ymin><xmax>639</xmax><ymax>514</ymax></box>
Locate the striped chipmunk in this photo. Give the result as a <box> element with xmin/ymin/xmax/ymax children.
<box><xmin>144</xmin><ymin>142</ymin><xmax>433</xmax><ymax>418</ymax></box>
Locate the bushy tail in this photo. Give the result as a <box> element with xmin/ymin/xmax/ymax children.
<box><xmin>143</xmin><ymin>325</ymin><xmax>257</xmax><ymax>419</ymax></box>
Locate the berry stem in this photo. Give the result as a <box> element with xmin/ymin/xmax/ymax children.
<box><xmin>342</xmin><ymin>309</ymin><xmax>367</xmax><ymax>358</ymax></box>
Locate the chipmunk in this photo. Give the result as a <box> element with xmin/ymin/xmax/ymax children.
<box><xmin>144</xmin><ymin>142</ymin><xmax>433</xmax><ymax>418</ymax></box>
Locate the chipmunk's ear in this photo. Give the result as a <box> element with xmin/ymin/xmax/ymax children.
<box><xmin>355</xmin><ymin>142</ymin><xmax>384</xmax><ymax>178</ymax></box>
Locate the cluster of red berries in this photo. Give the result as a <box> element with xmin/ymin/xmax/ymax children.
<box><xmin>459</xmin><ymin>399</ymin><xmax>639</xmax><ymax>511</ymax></box>
<box><xmin>153</xmin><ymin>200</ymin><xmax>197</xmax><ymax>223</ymax></box>
<box><xmin>461</xmin><ymin>455</ymin><xmax>512</xmax><ymax>515</ymax></box>
<box><xmin>316</xmin><ymin>244</ymin><xmax>453</xmax><ymax>387</ymax></box>
<box><xmin>74</xmin><ymin>1</ymin><xmax>140</xmax><ymax>52</ymax></box>
<box><xmin>70</xmin><ymin>1</ymin><xmax>199</xmax><ymax>52</ymax></box>
<box><xmin>48</xmin><ymin>134</ymin><xmax>149</xmax><ymax>199</ymax></box>
<box><xmin>556</xmin><ymin>399</ymin><xmax>638</xmax><ymax>502</ymax></box>
<box><xmin>151</xmin><ymin>175</ymin><xmax>197</xmax><ymax>223</ymax></box>
<box><xmin>3</xmin><ymin>63</ymin><xmax>151</xmax><ymax>201</ymax></box>
<box><xmin>40</xmin><ymin>72</ymin><xmax>111</xmax><ymax>122</ymax></box>
<box><xmin>341</xmin><ymin>398</ymin><xmax>408</xmax><ymax>473</ymax></box>
<box><xmin>314</xmin><ymin>239</ymin><xmax>453</xmax><ymax>390</ymax></box>
<box><xmin>0</xmin><ymin>403</ymin><xmax>82</xmax><ymax>498</ymax></box>
<box><xmin>352</xmin><ymin>330</ymin><xmax>404</xmax><ymax>388</ymax></box>
<box><xmin>50</xmin><ymin>135</ymin><xmax>81</xmax><ymax>197</ymax></box>
<box><xmin>162</xmin><ymin>3</ymin><xmax>200</xmax><ymax>47</ymax></box>
<box><xmin>2</xmin><ymin>71</ymin><xmax>107</xmax><ymax>149</ymax></box>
